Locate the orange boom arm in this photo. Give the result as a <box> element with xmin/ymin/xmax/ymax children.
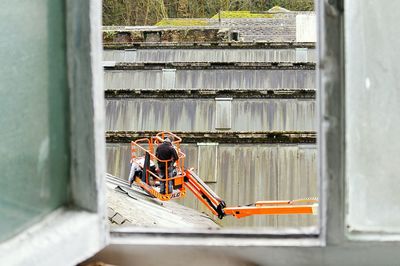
<box><xmin>184</xmin><ymin>169</ymin><xmax>317</xmax><ymax>219</ymax></box>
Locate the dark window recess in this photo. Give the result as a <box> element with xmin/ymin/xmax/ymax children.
<box><xmin>231</xmin><ymin>31</ymin><xmax>239</xmax><ymax>41</ymax></box>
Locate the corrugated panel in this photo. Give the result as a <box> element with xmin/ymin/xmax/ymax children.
<box><xmin>104</xmin><ymin>69</ymin><xmax>315</xmax><ymax>90</ymax></box>
<box><xmin>105</xmin><ymin>99</ymin><xmax>316</xmax><ymax>131</ymax></box>
<box><xmin>106</xmin><ymin>143</ymin><xmax>317</xmax><ymax>228</ymax></box>
<box><xmin>103</xmin><ymin>49</ymin><xmax>317</xmax><ymax>63</ymax></box>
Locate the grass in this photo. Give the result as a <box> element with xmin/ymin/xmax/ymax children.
<box><xmin>211</xmin><ymin>11</ymin><xmax>274</xmax><ymax>19</ymax></box>
<box><xmin>155</xmin><ymin>19</ymin><xmax>210</xmax><ymax>27</ymax></box>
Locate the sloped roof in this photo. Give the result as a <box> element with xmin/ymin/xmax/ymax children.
<box><xmin>106</xmin><ymin>174</ymin><xmax>219</xmax><ymax>229</ymax></box>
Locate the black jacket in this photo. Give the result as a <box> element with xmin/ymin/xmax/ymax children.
<box><xmin>155</xmin><ymin>142</ymin><xmax>178</xmax><ymax>168</ymax></box>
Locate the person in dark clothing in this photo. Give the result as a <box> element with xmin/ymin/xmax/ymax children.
<box><xmin>155</xmin><ymin>136</ymin><xmax>178</xmax><ymax>194</ymax></box>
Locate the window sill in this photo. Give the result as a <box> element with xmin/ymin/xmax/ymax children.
<box><xmin>110</xmin><ymin>226</ymin><xmax>323</xmax><ymax>247</ymax></box>
<box><xmin>0</xmin><ymin>208</ymin><xmax>108</xmax><ymax>265</ymax></box>
<box><xmin>346</xmin><ymin>229</ymin><xmax>400</xmax><ymax>242</ymax></box>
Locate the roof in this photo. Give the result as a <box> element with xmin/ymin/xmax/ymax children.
<box><xmin>103</xmin><ymin>11</ymin><xmax>315</xmax><ymax>43</ymax></box>
<box><xmin>106</xmin><ymin>174</ymin><xmax>220</xmax><ymax>229</ymax></box>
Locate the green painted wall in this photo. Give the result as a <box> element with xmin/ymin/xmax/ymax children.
<box><xmin>0</xmin><ymin>0</ymin><xmax>69</xmax><ymax>241</ymax></box>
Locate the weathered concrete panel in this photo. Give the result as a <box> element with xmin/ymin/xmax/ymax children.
<box><xmin>296</xmin><ymin>48</ymin><xmax>308</xmax><ymax>62</ymax></box>
<box><xmin>162</xmin><ymin>69</ymin><xmax>176</xmax><ymax>89</ymax></box>
<box><xmin>104</xmin><ymin>70</ymin><xmax>163</xmax><ymax>89</ymax></box>
<box><xmin>105</xmin><ymin>99</ymin><xmax>316</xmax><ymax>131</ymax></box>
<box><xmin>104</xmin><ymin>69</ymin><xmax>315</xmax><ymax>90</ymax></box>
<box><xmin>215</xmin><ymin>98</ymin><xmax>232</xmax><ymax>129</ymax></box>
<box><xmin>107</xmin><ymin>144</ymin><xmax>131</xmax><ymax>179</ymax></box>
<box><xmin>233</xmin><ymin>99</ymin><xmax>316</xmax><ymax>131</ymax></box>
<box><xmin>105</xmin><ymin>99</ymin><xmax>215</xmax><ymax>132</ymax></box>
<box><xmin>296</xmin><ymin>14</ymin><xmax>317</xmax><ymax>42</ymax></box>
<box><xmin>106</xmin><ymin>143</ymin><xmax>317</xmax><ymax>228</ymax></box>
<box><xmin>103</xmin><ymin>48</ymin><xmax>317</xmax><ymax>63</ymax></box>
<box><xmin>197</xmin><ymin>143</ymin><xmax>218</xmax><ymax>182</ymax></box>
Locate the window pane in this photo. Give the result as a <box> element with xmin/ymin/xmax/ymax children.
<box><xmin>0</xmin><ymin>0</ymin><xmax>69</xmax><ymax>241</ymax></box>
<box><xmin>346</xmin><ymin>1</ymin><xmax>400</xmax><ymax>233</ymax></box>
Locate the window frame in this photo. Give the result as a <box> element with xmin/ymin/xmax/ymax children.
<box><xmin>0</xmin><ymin>0</ymin><xmax>108</xmax><ymax>264</ymax></box>
<box><xmin>107</xmin><ymin>0</ymin><xmax>335</xmax><ymax>247</ymax></box>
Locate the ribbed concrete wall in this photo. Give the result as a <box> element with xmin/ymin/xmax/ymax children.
<box><xmin>104</xmin><ymin>69</ymin><xmax>315</xmax><ymax>90</ymax></box>
<box><xmin>106</xmin><ymin>143</ymin><xmax>317</xmax><ymax>228</ymax></box>
<box><xmin>105</xmin><ymin>99</ymin><xmax>316</xmax><ymax>131</ymax></box>
<box><xmin>103</xmin><ymin>48</ymin><xmax>317</xmax><ymax>63</ymax></box>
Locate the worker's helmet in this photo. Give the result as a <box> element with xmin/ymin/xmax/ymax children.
<box><xmin>164</xmin><ymin>135</ymin><xmax>173</xmax><ymax>143</ymax></box>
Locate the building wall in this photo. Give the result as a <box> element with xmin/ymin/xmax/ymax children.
<box><xmin>103</xmin><ymin>48</ymin><xmax>317</xmax><ymax>63</ymax></box>
<box><xmin>104</xmin><ymin>18</ymin><xmax>317</xmax><ymax>229</ymax></box>
<box><xmin>105</xmin><ymin>98</ymin><xmax>316</xmax><ymax>132</ymax></box>
<box><xmin>104</xmin><ymin>69</ymin><xmax>315</xmax><ymax>90</ymax></box>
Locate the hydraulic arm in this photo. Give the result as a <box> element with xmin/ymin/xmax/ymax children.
<box><xmin>184</xmin><ymin>169</ymin><xmax>226</xmax><ymax>219</ymax></box>
<box><xmin>184</xmin><ymin>169</ymin><xmax>317</xmax><ymax>219</ymax></box>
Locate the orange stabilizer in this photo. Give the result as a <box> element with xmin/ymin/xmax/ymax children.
<box><xmin>224</xmin><ymin>204</ymin><xmax>317</xmax><ymax>219</ymax></box>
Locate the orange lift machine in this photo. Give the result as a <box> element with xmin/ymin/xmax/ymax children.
<box><xmin>130</xmin><ymin>131</ymin><xmax>318</xmax><ymax>219</ymax></box>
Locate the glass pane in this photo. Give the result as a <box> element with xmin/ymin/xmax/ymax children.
<box><xmin>0</xmin><ymin>0</ymin><xmax>69</xmax><ymax>241</ymax></box>
<box><xmin>346</xmin><ymin>1</ymin><xmax>400</xmax><ymax>233</ymax></box>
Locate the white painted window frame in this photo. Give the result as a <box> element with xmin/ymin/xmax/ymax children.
<box><xmin>0</xmin><ymin>1</ymin><xmax>108</xmax><ymax>265</ymax></box>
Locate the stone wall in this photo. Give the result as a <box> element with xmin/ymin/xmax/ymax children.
<box><xmin>103</xmin><ymin>28</ymin><xmax>230</xmax><ymax>43</ymax></box>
